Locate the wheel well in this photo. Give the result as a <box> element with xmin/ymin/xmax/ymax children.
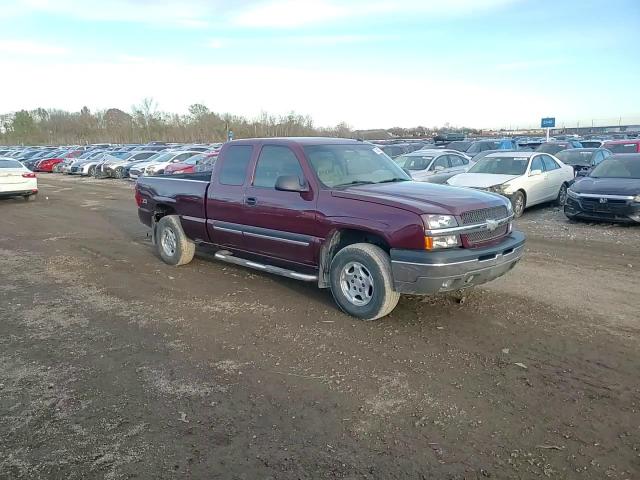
<box><xmin>318</xmin><ymin>229</ymin><xmax>390</xmax><ymax>288</ymax></box>
<box><xmin>153</xmin><ymin>204</ymin><xmax>176</xmax><ymax>223</ymax></box>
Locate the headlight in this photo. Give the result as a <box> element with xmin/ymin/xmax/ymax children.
<box><xmin>425</xmin><ymin>235</ymin><xmax>460</xmax><ymax>250</ymax></box>
<box><xmin>567</xmin><ymin>189</ymin><xmax>579</xmax><ymax>199</ymax></box>
<box><xmin>506</xmin><ymin>200</ymin><xmax>513</xmax><ymax>214</ymax></box>
<box><xmin>633</xmin><ymin>194</ymin><xmax>640</xmax><ymax>203</ymax></box>
<box><xmin>488</xmin><ymin>183</ymin><xmax>511</xmax><ymax>194</ymax></box>
<box><xmin>422</xmin><ymin>214</ymin><xmax>458</xmax><ymax>230</ymax></box>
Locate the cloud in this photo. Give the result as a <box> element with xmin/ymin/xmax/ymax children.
<box><xmin>0</xmin><ymin>39</ymin><xmax>68</xmax><ymax>56</ymax></box>
<box><xmin>6</xmin><ymin>0</ymin><xmax>519</xmax><ymax>28</ymax></box>
<box><xmin>233</xmin><ymin>0</ymin><xmax>520</xmax><ymax>28</ymax></box>
<box><xmin>0</xmin><ymin>58</ymin><xmax>558</xmax><ymax>129</ymax></box>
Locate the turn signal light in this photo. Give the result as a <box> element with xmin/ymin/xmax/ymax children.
<box><xmin>22</xmin><ymin>172</ymin><xmax>36</xmax><ymax>178</ymax></box>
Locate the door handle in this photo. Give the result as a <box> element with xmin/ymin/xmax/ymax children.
<box><xmin>245</xmin><ymin>197</ymin><xmax>257</xmax><ymax>206</ymax></box>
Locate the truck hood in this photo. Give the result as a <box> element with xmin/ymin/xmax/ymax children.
<box><xmin>571</xmin><ymin>177</ymin><xmax>640</xmax><ymax>196</ymax></box>
<box><xmin>447</xmin><ymin>173</ymin><xmax>520</xmax><ymax>188</ymax></box>
<box><xmin>331</xmin><ymin>181</ymin><xmax>507</xmax><ymax>216</ymax></box>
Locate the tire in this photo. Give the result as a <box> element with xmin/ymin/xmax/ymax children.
<box><xmin>114</xmin><ymin>167</ymin><xmax>124</xmax><ymax>179</ymax></box>
<box><xmin>88</xmin><ymin>165</ymin><xmax>96</xmax><ymax>177</ymax></box>
<box><xmin>510</xmin><ymin>191</ymin><xmax>526</xmax><ymax>218</ymax></box>
<box><xmin>556</xmin><ymin>183</ymin><xmax>568</xmax><ymax>206</ymax></box>
<box><xmin>24</xmin><ymin>194</ymin><xmax>36</xmax><ymax>202</ymax></box>
<box><xmin>156</xmin><ymin>215</ymin><xmax>195</xmax><ymax>266</ymax></box>
<box><xmin>329</xmin><ymin>243</ymin><xmax>400</xmax><ymax>321</ymax></box>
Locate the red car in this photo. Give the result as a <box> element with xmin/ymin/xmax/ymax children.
<box><xmin>164</xmin><ymin>151</ymin><xmax>218</xmax><ymax>175</ymax></box>
<box><xmin>36</xmin><ymin>149</ymin><xmax>83</xmax><ymax>172</ymax></box>
<box><xmin>603</xmin><ymin>139</ymin><xmax>640</xmax><ymax>154</ymax></box>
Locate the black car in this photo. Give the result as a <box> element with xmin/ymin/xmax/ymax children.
<box><xmin>564</xmin><ymin>154</ymin><xmax>640</xmax><ymax>223</ymax></box>
<box><xmin>555</xmin><ymin>148</ymin><xmax>612</xmax><ymax>177</ymax></box>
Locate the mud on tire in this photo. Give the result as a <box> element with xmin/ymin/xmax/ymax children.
<box><xmin>156</xmin><ymin>215</ymin><xmax>196</xmax><ymax>266</ymax></box>
<box><xmin>329</xmin><ymin>243</ymin><xmax>400</xmax><ymax>321</ymax></box>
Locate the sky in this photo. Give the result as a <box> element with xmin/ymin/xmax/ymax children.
<box><xmin>0</xmin><ymin>0</ymin><xmax>639</xmax><ymax>129</ymax></box>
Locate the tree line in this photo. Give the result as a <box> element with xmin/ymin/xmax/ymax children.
<box><xmin>0</xmin><ymin>99</ymin><xmax>476</xmax><ymax>145</ymax></box>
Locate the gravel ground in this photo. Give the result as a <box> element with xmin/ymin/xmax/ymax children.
<box><xmin>0</xmin><ymin>175</ymin><xmax>639</xmax><ymax>479</ymax></box>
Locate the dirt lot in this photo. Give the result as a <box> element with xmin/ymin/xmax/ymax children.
<box><xmin>1</xmin><ymin>175</ymin><xmax>639</xmax><ymax>480</ymax></box>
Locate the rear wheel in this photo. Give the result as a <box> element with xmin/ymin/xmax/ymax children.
<box><xmin>114</xmin><ymin>167</ymin><xmax>124</xmax><ymax>179</ymax></box>
<box><xmin>24</xmin><ymin>194</ymin><xmax>36</xmax><ymax>202</ymax></box>
<box><xmin>329</xmin><ymin>243</ymin><xmax>400</xmax><ymax>321</ymax></box>
<box><xmin>156</xmin><ymin>215</ymin><xmax>195</xmax><ymax>266</ymax></box>
<box><xmin>510</xmin><ymin>191</ymin><xmax>526</xmax><ymax>218</ymax></box>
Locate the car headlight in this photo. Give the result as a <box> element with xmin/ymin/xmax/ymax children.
<box><xmin>567</xmin><ymin>189</ymin><xmax>579</xmax><ymax>199</ymax></box>
<box><xmin>424</xmin><ymin>235</ymin><xmax>461</xmax><ymax>250</ymax></box>
<box><xmin>488</xmin><ymin>183</ymin><xmax>511</xmax><ymax>194</ymax></box>
<box><xmin>422</xmin><ymin>214</ymin><xmax>458</xmax><ymax>230</ymax></box>
<box><xmin>633</xmin><ymin>194</ymin><xmax>640</xmax><ymax>203</ymax></box>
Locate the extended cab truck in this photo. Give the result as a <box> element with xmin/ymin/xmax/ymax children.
<box><xmin>135</xmin><ymin>138</ymin><xmax>525</xmax><ymax>320</ymax></box>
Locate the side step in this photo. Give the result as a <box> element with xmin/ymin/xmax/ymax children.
<box><xmin>214</xmin><ymin>251</ymin><xmax>318</xmax><ymax>282</ymax></box>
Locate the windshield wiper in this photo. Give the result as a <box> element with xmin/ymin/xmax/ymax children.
<box><xmin>375</xmin><ymin>178</ymin><xmax>410</xmax><ymax>184</ymax></box>
<box><xmin>334</xmin><ymin>180</ymin><xmax>376</xmax><ymax>187</ymax></box>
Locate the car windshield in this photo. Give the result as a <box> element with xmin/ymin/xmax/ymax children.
<box><xmin>556</xmin><ymin>150</ymin><xmax>594</xmax><ymax>166</ymax></box>
<box><xmin>304</xmin><ymin>144</ymin><xmax>410</xmax><ymax>188</ymax></box>
<box><xmin>0</xmin><ymin>159</ymin><xmax>23</xmax><ymax>168</ymax></box>
<box><xmin>395</xmin><ymin>155</ymin><xmax>433</xmax><ymax>170</ymax></box>
<box><xmin>447</xmin><ymin>141</ymin><xmax>472</xmax><ymax>152</ymax></box>
<box><xmin>147</xmin><ymin>152</ymin><xmax>173</xmax><ymax>163</ymax></box>
<box><xmin>589</xmin><ymin>157</ymin><xmax>640</xmax><ymax>179</ymax></box>
<box><xmin>468</xmin><ymin>156</ymin><xmax>529</xmax><ymax>175</ymax></box>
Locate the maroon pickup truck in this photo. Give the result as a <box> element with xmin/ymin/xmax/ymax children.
<box><xmin>135</xmin><ymin>137</ymin><xmax>525</xmax><ymax>320</ymax></box>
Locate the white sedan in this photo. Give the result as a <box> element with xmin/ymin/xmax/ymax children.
<box><xmin>0</xmin><ymin>158</ymin><xmax>38</xmax><ymax>200</ymax></box>
<box><xmin>394</xmin><ymin>149</ymin><xmax>474</xmax><ymax>184</ymax></box>
<box><xmin>447</xmin><ymin>151</ymin><xmax>574</xmax><ymax>217</ymax></box>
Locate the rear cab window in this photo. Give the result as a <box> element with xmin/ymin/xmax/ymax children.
<box><xmin>219</xmin><ymin>145</ymin><xmax>253</xmax><ymax>186</ymax></box>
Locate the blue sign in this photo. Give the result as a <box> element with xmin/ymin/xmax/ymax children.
<box><xmin>227</xmin><ymin>130</ymin><xmax>234</xmax><ymax>141</ymax></box>
<box><xmin>541</xmin><ymin>117</ymin><xmax>555</xmax><ymax>128</ymax></box>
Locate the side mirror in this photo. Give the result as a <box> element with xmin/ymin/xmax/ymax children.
<box><xmin>275</xmin><ymin>175</ymin><xmax>308</xmax><ymax>193</ymax></box>
<box><xmin>529</xmin><ymin>169</ymin><xmax>542</xmax><ymax>176</ymax></box>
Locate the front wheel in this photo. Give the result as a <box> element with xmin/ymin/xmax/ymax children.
<box><xmin>156</xmin><ymin>215</ymin><xmax>195</xmax><ymax>266</ymax></box>
<box><xmin>87</xmin><ymin>165</ymin><xmax>96</xmax><ymax>177</ymax></box>
<box><xmin>556</xmin><ymin>183</ymin><xmax>568</xmax><ymax>206</ymax></box>
<box><xmin>329</xmin><ymin>243</ymin><xmax>400</xmax><ymax>321</ymax></box>
<box><xmin>510</xmin><ymin>191</ymin><xmax>526</xmax><ymax>218</ymax></box>
<box><xmin>114</xmin><ymin>167</ymin><xmax>124</xmax><ymax>179</ymax></box>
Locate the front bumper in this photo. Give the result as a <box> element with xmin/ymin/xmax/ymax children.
<box><xmin>390</xmin><ymin>231</ymin><xmax>525</xmax><ymax>294</ymax></box>
<box><xmin>564</xmin><ymin>197</ymin><xmax>640</xmax><ymax>223</ymax></box>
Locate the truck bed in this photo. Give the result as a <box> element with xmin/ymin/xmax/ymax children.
<box><xmin>135</xmin><ymin>173</ymin><xmax>211</xmax><ymax>242</ymax></box>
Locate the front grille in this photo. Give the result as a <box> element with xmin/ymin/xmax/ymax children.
<box><xmin>579</xmin><ymin>197</ymin><xmax>628</xmax><ymax>213</ymax></box>
<box><xmin>465</xmin><ymin>224</ymin><xmax>509</xmax><ymax>246</ymax></box>
<box><xmin>71</xmin><ymin>167</ymin><xmax>79</xmax><ymax>172</ymax></box>
<box><xmin>460</xmin><ymin>206</ymin><xmax>508</xmax><ymax>225</ymax></box>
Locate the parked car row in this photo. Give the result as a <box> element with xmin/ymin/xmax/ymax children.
<box><xmin>0</xmin><ymin>142</ymin><xmax>222</xmax><ymax>181</ymax></box>
<box><xmin>2</xmin><ymin>138</ymin><xmax>639</xmax><ymax>225</ymax></box>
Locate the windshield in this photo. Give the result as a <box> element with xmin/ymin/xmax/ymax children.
<box><xmin>556</xmin><ymin>150</ymin><xmax>594</xmax><ymax>166</ymax></box>
<box><xmin>589</xmin><ymin>157</ymin><xmax>640</xmax><ymax>179</ymax></box>
<box><xmin>0</xmin><ymin>159</ymin><xmax>24</xmax><ymax>169</ymax></box>
<box><xmin>395</xmin><ymin>155</ymin><xmax>433</xmax><ymax>170</ymax></box>
<box><xmin>147</xmin><ymin>152</ymin><xmax>173</xmax><ymax>163</ymax></box>
<box><xmin>303</xmin><ymin>144</ymin><xmax>410</xmax><ymax>187</ymax></box>
<box><xmin>468</xmin><ymin>156</ymin><xmax>529</xmax><ymax>175</ymax></box>
<box><xmin>447</xmin><ymin>141</ymin><xmax>472</xmax><ymax>152</ymax></box>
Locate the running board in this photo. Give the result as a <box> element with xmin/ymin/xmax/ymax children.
<box><xmin>214</xmin><ymin>251</ymin><xmax>318</xmax><ymax>282</ymax></box>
